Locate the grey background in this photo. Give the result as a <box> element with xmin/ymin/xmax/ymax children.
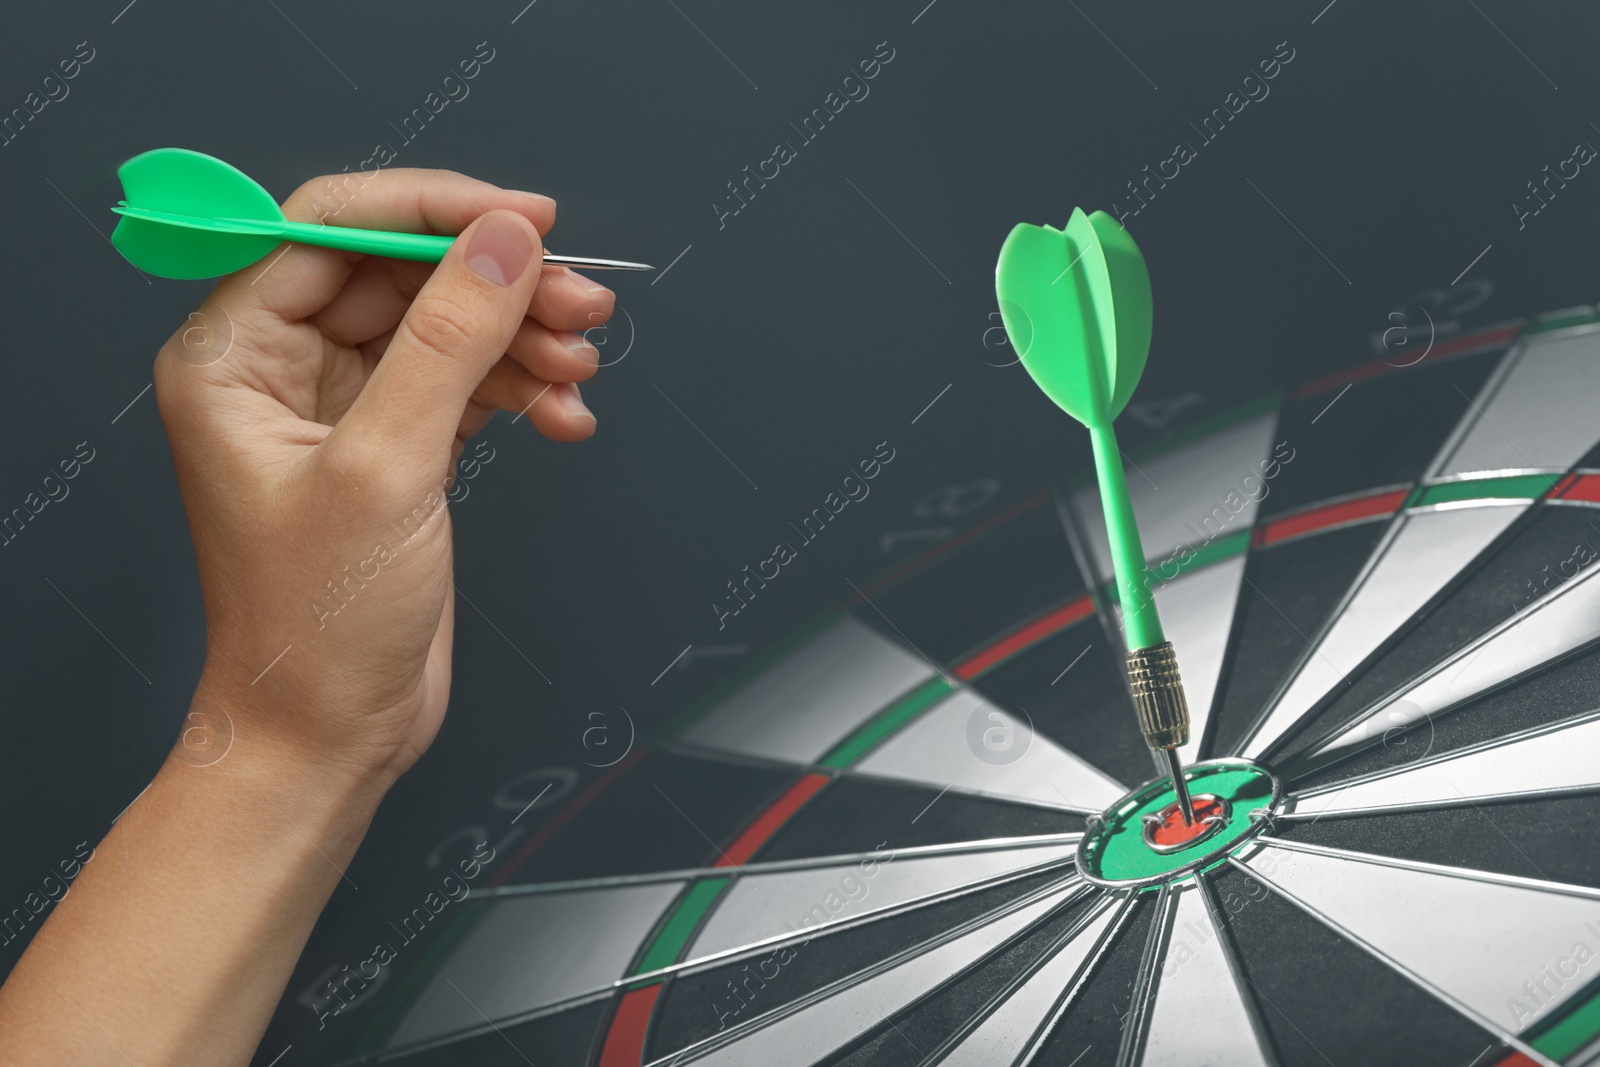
<box><xmin>0</xmin><ymin>0</ymin><xmax>1596</xmax><ymax>1059</ymax></box>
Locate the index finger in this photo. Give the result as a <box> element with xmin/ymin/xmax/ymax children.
<box><xmin>215</xmin><ymin>167</ymin><xmax>557</xmax><ymax>321</ymax></box>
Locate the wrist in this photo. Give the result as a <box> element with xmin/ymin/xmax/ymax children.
<box><xmin>154</xmin><ymin>728</ymin><xmax>389</xmax><ymax>872</ymax></box>
<box><xmin>180</xmin><ymin>671</ymin><xmax>402</xmax><ymax>809</ymax></box>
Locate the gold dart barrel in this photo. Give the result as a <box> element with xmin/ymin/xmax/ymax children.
<box><xmin>1127</xmin><ymin>642</ymin><xmax>1195</xmax><ymax>823</ymax></box>
<box><xmin>1126</xmin><ymin>642</ymin><xmax>1190</xmax><ymax>749</ymax></box>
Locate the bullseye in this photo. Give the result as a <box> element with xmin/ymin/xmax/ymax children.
<box><xmin>1076</xmin><ymin>759</ymin><xmax>1281</xmax><ymax>888</ymax></box>
<box><xmin>1142</xmin><ymin>794</ymin><xmax>1229</xmax><ymax>853</ymax></box>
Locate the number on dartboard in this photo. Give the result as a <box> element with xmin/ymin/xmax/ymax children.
<box><xmin>1124</xmin><ymin>392</ymin><xmax>1204</xmax><ymax>430</ymax></box>
<box><xmin>424</xmin><ymin>765</ymin><xmax>580</xmax><ymax>870</ymax></box>
<box><xmin>913</xmin><ymin>480</ymin><xmax>1001</xmax><ymax>519</ymax></box>
<box><xmin>880</xmin><ymin>481</ymin><xmax>1001</xmax><ymax>555</ymax></box>
<box><xmin>1371</xmin><ymin>279</ymin><xmax>1495</xmax><ymax>356</ymax></box>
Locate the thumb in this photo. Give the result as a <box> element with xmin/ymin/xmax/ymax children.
<box><xmin>331</xmin><ymin>209</ymin><xmax>542</xmax><ymax>476</ymax></box>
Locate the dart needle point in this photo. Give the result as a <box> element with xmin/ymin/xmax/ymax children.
<box><xmin>1161</xmin><ymin>747</ymin><xmax>1195</xmax><ymax>825</ymax></box>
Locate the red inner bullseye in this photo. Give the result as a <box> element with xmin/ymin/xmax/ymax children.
<box><xmin>1146</xmin><ymin>794</ymin><xmax>1227</xmax><ymax>849</ymax></box>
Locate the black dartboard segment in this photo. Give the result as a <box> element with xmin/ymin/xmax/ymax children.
<box><xmin>1278</xmin><ymin>792</ymin><xmax>1600</xmax><ymax>891</ymax></box>
<box><xmin>818</xmin><ymin>888</ymin><xmax>1105</xmax><ymax>1067</ymax></box>
<box><xmin>1262</xmin><ymin>346</ymin><xmax>1504</xmax><ymax>520</ymax></box>
<box><xmin>1028</xmin><ymin>894</ymin><xmax>1152</xmax><ymax>1067</ymax></box>
<box><xmin>1213</xmin><ymin>864</ymin><xmax>1499</xmax><ymax>1067</ymax></box>
<box><xmin>971</xmin><ymin>622</ymin><xmax>1154</xmax><ymax>793</ymax></box>
<box><xmin>1205</xmin><ymin>519</ymin><xmax>1391</xmax><ymax>759</ymax></box>
<box><xmin>755</xmin><ymin>777</ymin><xmax>1082</xmax><ymax>861</ymax></box>
<box><xmin>1278</xmin><ymin>499</ymin><xmax>1600</xmax><ymax>763</ymax></box>
<box><xmin>644</xmin><ymin>868</ymin><xmax>1075</xmax><ymax>1061</ymax></box>
<box><xmin>1290</xmin><ymin>642</ymin><xmax>1600</xmax><ymax>791</ymax></box>
<box><xmin>854</xmin><ymin>494</ymin><xmax>1090</xmax><ymax>667</ymax></box>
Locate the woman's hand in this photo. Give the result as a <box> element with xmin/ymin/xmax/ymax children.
<box><xmin>157</xmin><ymin>167</ymin><xmax>611</xmax><ymax>791</ymax></box>
<box><xmin>0</xmin><ymin>166</ymin><xmax>618</xmax><ymax>1067</ymax></box>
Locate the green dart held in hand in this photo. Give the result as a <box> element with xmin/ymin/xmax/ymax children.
<box><xmin>108</xmin><ymin>147</ymin><xmax>653</xmax><ymax>280</ymax></box>
<box><xmin>995</xmin><ymin>208</ymin><xmax>1197</xmax><ymax>824</ymax></box>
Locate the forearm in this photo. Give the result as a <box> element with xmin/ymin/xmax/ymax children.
<box><xmin>0</xmin><ymin>696</ymin><xmax>389</xmax><ymax>1066</ymax></box>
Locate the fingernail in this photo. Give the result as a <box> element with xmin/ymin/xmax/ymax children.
<box><xmin>559</xmin><ymin>268</ymin><xmax>610</xmax><ymax>298</ymax></box>
<box><xmin>561</xmin><ymin>331</ymin><xmax>599</xmax><ymax>365</ymax></box>
<box><xmin>511</xmin><ymin>190</ymin><xmax>556</xmax><ymax>208</ymax></box>
<box><xmin>464</xmin><ymin>213</ymin><xmax>534</xmax><ymax>287</ymax></box>
<box><xmin>559</xmin><ymin>383</ymin><xmax>593</xmax><ymax>421</ymax></box>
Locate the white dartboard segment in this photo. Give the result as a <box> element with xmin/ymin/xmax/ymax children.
<box><xmin>388</xmin><ymin>882</ymin><xmax>682</xmax><ymax>1049</ymax></box>
<box><xmin>1310</xmin><ymin>567</ymin><xmax>1600</xmax><ymax>761</ymax></box>
<box><xmin>1140</xmin><ymin>885</ymin><xmax>1274</xmax><ymax>1067</ymax></box>
<box><xmin>853</xmin><ymin>689</ymin><xmax>1127</xmax><ymax>812</ymax></box>
<box><xmin>1242</xmin><ymin>503</ymin><xmax>1527</xmax><ymax>759</ymax></box>
<box><xmin>938</xmin><ymin>899</ymin><xmax>1124</xmax><ymax>1067</ymax></box>
<box><xmin>1290</xmin><ymin>711</ymin><xmax>1600</xmax><ymax>818</ymax></box>
<box><xmin>686</xmin><ymin>839</ymin><xmax>1077</xmax><ymax>960</ymax></box>
<box><xmin>1071</xmin><ymin>413</ymin><xmax>1279</xmax><ymax>583</ymax></box>
<box><xmin>673</xmin><ymin>882</ymin><xmax>1079</xmax><ymax>1067</ymax></box>
<box><xmin>679</xmin><ymin>617</ymin><xmax>934</xmax><ymax>765</ymax></box>
<box><xmin>1432</xmin><ymin>327</ymin><xmax>1600</xmax><ymax>480</ymax></box>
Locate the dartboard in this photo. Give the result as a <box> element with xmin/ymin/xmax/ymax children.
<box><xmin>288</xmin><ymin>308</ymin><xmax>1600</xmax><ymax>1067</ymax></box>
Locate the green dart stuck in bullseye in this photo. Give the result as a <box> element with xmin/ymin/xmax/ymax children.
<box><xmin>995</xmin><ymin>208</ymin><xmax>1198</xmax><ymax>825</ymax></box>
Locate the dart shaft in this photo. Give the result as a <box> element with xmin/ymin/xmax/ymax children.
<box><xmin>1085</xmin><ymin>424</ymin><xmax>1192</xmax><ymax>816</ymax></box>
<box><xmin>1088</xmin><ymin>425</ymin><xmax>1164</xmax><ymax>648</ymax></box>
<box><xmin>272</xmin><ymin>220</ymin><xmax>654</xmax><ymax>271</ymax></box>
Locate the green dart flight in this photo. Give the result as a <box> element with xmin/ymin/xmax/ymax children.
<box><xmin>108</xmin><ymin>147</ymin><xmax>653</xmax><ymax>280</ymax></box>
<box><xmin>995</xmin><ymin>208</ymin><xmax>1197</xmax><ymax>824</ymax></box>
